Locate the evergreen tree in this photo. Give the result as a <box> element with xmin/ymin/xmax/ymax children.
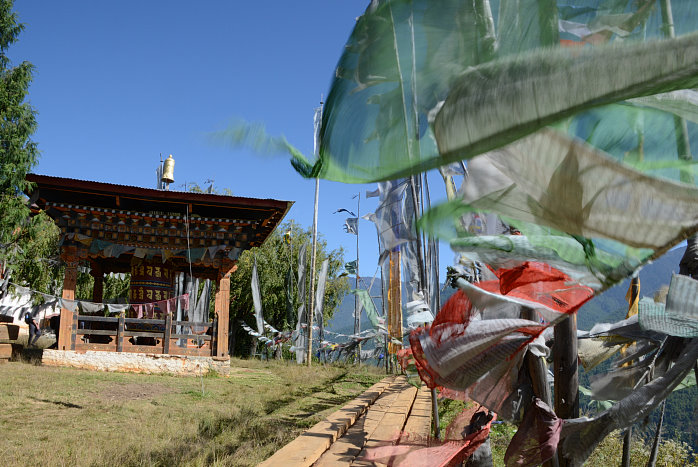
<box><xmin>0</xmin><ymin>0</ymin><xmax>39</xmax><ymax>250</ymax></box>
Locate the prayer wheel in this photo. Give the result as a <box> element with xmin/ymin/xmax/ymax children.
<box><xmin>128</xmin><ymin>258</ymin><xmax>174</xmax><ymax>333</ymax></box>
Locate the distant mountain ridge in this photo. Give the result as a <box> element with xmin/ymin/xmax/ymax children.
<box><xmin>325</xmin><ymin>278</ymin><xmax>456</xmax><ymax>336</ymax></box>
<box><xmin>578</xmin><ymin>247</ymin><xmax>684</xmax><ymax>330</ymax></box>
<box><xmin>328</xmin><ymin>248</ymin><xmax>685</xmax><ymax>334</ymax></box>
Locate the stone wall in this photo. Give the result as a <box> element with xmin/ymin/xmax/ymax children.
<box><xmin>42</xmin><ymin>349</ymin><xmax>230</xmax><ymax>376</ymax></box>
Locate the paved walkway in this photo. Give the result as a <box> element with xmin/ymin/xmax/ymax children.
<box><xmin>260</xmin><ymin>375</ymin><xmax>432</xmax><ymax>467</ymax></box>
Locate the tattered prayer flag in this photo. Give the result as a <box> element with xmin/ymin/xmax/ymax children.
<box><xmin>366</xmin><ymin>188</ymin><xmax>380</xmax><ymax>198</ymax></box>
<box><xmin>504</xmin><ymin>399</ymin><xmax>561</xmax><ymax>467</ymax></box>
<box><xmin>363</xmin><ymin>406</ymin><xmax>495</xmax><ymax>466</ymax></box>
<box><xmin>406</xmin><ymin>263</ymin><xmax>592</xmax><ymax>417</ymax></box>
<box><xmin>364</xmin><ymin>179</ymin><xmax>413</xmax><ymax>256</ymax></box>
<box><xmin>344</xmin><ymin>217</ymin><xmax>358</xmax><ymax>235</ymax></box>
<box><xmin>352</xmin><ymin>288</ymin><xmax>383</xmax><ymax>330</ymax></box>
<box><xmin>344</xmin><ymin>260</ymin><xmax>357</xmax><ymax>275</ymax></box>
<box><xmin>639</xmin><ymin>274</ymin><xmax>698</xmax><ymax>337</ymax></box>
<box><xmin>458</xmin><ymin>129</ymin><xmax>698</xmax><ymax>251</ymax></box>
<box><xmin>251</xmin><ymin>257</ymin><xmax>264</xmax><ymax>334</ymax></box>
<box><xmin>270</xmin><ymin>0</ymin><xmax>698</xmax><ymax>184</ymax></box>
<box><xmin>438</xmin><ymin>162</ymin><xmax>466</xmax><ymax>177</ymax></box>
<box><xmin>333</xmin><ymin>208</ymin><xmax>356</xmax><ymax>216</ymax></box>
<box><xmin>561</xmin><ymin>339</ymin><xmax>698</xmax><ymax>465</ymax></box>
<box><xmin>314</xmin><ymin>259</ymin><xmax>329</xmax><ymax>340</ymax></box>
<box><xmin>404</xmin><ymin>297</ymin><xmax>433</xmax><ymax>329</ymax></box>
<box><xmin>624</xmin><ymin>277</ymin><xmax>640</xmax><ymax>319</ymax></box>
<box><xmin>295</xmin><ymin>242</ymin><xmax>308</xmax><ymax>364</ymax></box>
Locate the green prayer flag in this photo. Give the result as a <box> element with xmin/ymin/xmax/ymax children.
<box><xmin>352</xmin><ymin>288</ymin><xmax>383</xmax><ymax>330</ymax></box>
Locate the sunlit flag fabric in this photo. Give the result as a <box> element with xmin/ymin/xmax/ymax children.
<box><xmin>251</xmin><ymin>257</ymin><xmax>264</xmax><ymax>335</ymax></box>
<box><xmin>295</xmin><ymin>242</ymin><xmax>308</xmax><ymax>363</ymax></box>
<box><xmin>560</xmin><ymin>338</ymin><xmax>698</xmax><ymax>465</ymax></box>
<box><xmin>407</xmin><ymin>262</ymin><xmax>593</xmax><ymax>418</ymax></box>
<box><xmin>460</xmin><ymin>129</ymin><xmax>698</xmax><ymax>250</ymax></box>
<box><xmin>640</xmin><ymin>273</ymin><xmax>698</xmax><ymax>337</ymax></box>
<box><xmin>344</xmin><ymin>260</ymin><xmax>357</xmax><ymax>275</ymax></box>
<box><xmin>504</xmin><ymin>399</ymin><xmax>561</xmax><ymax>467</ymax></box>
<box><xmin>333</xmin><ymin>208</ymin><xmax>356</xmax><ymax>216</ymax></box>
<box><xmin>363</xmin><ymin>405</ymin><xmax>495</xmax><ymax>466</ymax></box>
<box><xmin>352</xmin><ymin>288</ymin><xmax>385</xmax><ymax>331</ymax></box>
<box><xmin>343</xmin><ymin>217</ymin><xmax>358</xmax><ymax>235</ymax></box>
<box><xmin>314</xmin><ymin>259</ymin><xmax>330</xmax><ymax>342</ymax></box>
<box><xmin>363</xmin><ymin>179</ymin><xmax>413</xmax><ymax>259</ymax></box>
<box><xmin>432</xmin><ymin>230</ymin><xmax>646</xmax><ymax>292</ymax></box>
<box><xmin>418</xmin><ymin>125</ymin><xmax>698</xmax><ymax>290</ymax></box>
<box><xmin>264</xmin><ymin>0</ymin><xmax>698</xmax><ymax>298</ymax></box>
<box><xmin>283</xmin><ymin>0</ymin><xmax>698</xmax><ymax>184</ymax></box>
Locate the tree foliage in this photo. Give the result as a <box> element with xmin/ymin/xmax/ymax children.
<box><xmin>586</xmin><ymin>430</ymin><xmax>697</xmax><ymax>466</ymax></box>
<box><xmin>185</xmin><ymin>181</ymin><xmax>233</xmax><ymax>196</ymax></box>
<box><xmin>229</xmin><ymin>220</ymin><xmax>349</xmax><ymax>354</ymax></box>
<box><xmin>10</xmin><ymin>211</ymin><xmax>60</xmax><ymax>294</ymax></box>
<box><xmin>0</xmin><ymin>0</ymin><xmax>39</xmax><ymax>267</ymax></box>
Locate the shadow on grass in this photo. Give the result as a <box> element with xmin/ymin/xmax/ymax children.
<box><xmin>12</xmin><ymin>347</ymin><xmax>44</xmax><ymax>365</ymax></box>
<box><xmin>28</xmin><ymin>396</ymin><xmax>83</xmax><ymax>409</ymax></box>
<box><xmin>101</xmin><ymin>370</ymin><xmax>382</xmax><ymax>466</ymax></box>
<box><xmin>262</xmin><ymin>370</ymin><xmax>347</xmax><ymax>415</ymax></box>
<box><xmin>117</xmin><ymin>406</ymin><xmax>287</xmax><ymax>466</ymax></box>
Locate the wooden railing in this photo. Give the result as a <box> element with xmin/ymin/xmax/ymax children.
<box><xmin>68</xmin><ymin>313</ymin><xmax>217</xmax><ymax>357</ymax></box>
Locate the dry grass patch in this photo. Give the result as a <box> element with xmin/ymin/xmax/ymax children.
<box><xmin>0</xmin><ymin>357</ymin><xmax>384</xmax><ymax>466</ymax></box>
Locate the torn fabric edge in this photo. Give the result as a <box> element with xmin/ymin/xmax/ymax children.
<box><xmin>560</xmin><ymin>337</ymin><xmax>698</xmax><ymax>465</ymax></box>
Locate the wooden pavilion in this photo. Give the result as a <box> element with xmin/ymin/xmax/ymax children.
<box><xmin>26</xmin><ymin>174</ymin><xmax>292</xmax><ymax>361</ymax></box>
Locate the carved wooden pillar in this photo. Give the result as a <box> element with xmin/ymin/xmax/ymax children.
<box><xmin>214</xmin><ymin>261</ymin><xmax>236</xmax><ymax>357</ymax></box>
<box><xmin>58</xmin><ymin>246</ymin><xmax>84</xmax><ymax>350</ymax></box>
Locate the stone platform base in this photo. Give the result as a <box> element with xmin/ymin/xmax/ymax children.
<box><xmin>42</xmin><ymin>349</ymin><xmax>230</xmax><ymax>376</ymax></box>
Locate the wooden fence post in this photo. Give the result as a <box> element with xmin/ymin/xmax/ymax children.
<box><xmin>163</xmin><ymin>313</ymin><xmax>172</xmax><ymax>355</ymax></box>
<box><xmin>211</xmin><ymin>315</ymin><xmax>218</xmax><ymax>356</ymax></box>
<box><xmin>117</xmin><ymin>313</ymin><xmax>124</xmax><ymax>353</ymax></box>
<box><xmin>71</xmin><ymin>311</ymin><xmax>78</xmax><ymax>350</ymax></box>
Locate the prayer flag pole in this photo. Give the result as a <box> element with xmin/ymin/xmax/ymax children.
<box><xmin>554</xmin><ymin>313</ymin><xmax>578</xmax><ymax>467</ymax></box>
<box><xmin>306</xmin><ymin>99</ymin><xmax>323</xmax><ymax>366</ymax></box>
<box><xmin>355</xmin><ymin>192</ymin><xmax>361</xmax><ymax>364</ymax></box>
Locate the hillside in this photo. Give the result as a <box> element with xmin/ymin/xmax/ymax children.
<box><xmin>578</xmin><ymin>247</ymin><xmax>684</xmax><ymax>330</ymax></box>
<box><xmin>325</xmin><ymin>278</ymin><xmax>457</xmax><ymax>336</ymax></box>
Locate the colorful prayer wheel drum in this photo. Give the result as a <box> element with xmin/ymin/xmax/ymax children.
<box><xmin>128</xmin><ymin>259</ymin><xmax>174</xmax><ymax>332</ymax></box>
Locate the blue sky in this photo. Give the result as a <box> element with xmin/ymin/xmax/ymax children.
<box><xmin>9</xmin><ymin>0</ymin><xmax>456</xmax><ymax>279</ymax></box>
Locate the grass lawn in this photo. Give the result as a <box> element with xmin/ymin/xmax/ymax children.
<box><xmin>0</xmin><ymin>356</ymin><xmax>385</xmax><ymax>466</ymax></box>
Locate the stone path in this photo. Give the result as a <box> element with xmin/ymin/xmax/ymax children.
<box><xmin>260</xmin><ymin>375</ymin><xmax>433</xmax><ymax>467</ymax></box>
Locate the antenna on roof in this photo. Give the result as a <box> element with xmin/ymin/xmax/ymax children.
<box><xmin>156</xmin><ymin>154</ymin><xmax>165</xmax><ymax>190</ymax></box>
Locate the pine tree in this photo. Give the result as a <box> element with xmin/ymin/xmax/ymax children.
<box><xmin>0</xmin><ymin>0</ymin><xmax>38</xmax><ymax>249</ymax></box>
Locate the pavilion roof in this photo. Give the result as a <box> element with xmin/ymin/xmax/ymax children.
<box><xmin>26</xmin><ymin>174</ymin><xmax>293</xmax><ymax>274</ymax></box>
